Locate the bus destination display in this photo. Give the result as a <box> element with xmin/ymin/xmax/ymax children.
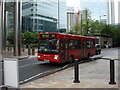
<box><xmin>40</xmin><ymin>34</ymin><xmax>56</xmax><ymax>38</ymax></box>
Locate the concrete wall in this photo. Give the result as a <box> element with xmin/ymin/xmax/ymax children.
<box><xmin>100</xmin><ymin>37</ymin><xmax>104</xmax><ymax>48</ymax></box>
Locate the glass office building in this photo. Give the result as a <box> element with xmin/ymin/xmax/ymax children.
<box><xmin>22</xmin><ymin>0</ymin><xmax>67</xmax><ymax>33</ymax></box>
<box><xmin>6</xmin><ymin>12</ymin><xmax>14</xmax><ymax>36</ymax></box>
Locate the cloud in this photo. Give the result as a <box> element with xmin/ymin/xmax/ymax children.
<box><xmin>66</xmin><ymin>0</ymin><xmax>80</xmax><ymax>7</ymax></box>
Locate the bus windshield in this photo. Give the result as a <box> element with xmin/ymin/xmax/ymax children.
<box><xmin>38</xmin><ymin>39</ymin><xmax>59</xmax><ymax>54</ymax></box>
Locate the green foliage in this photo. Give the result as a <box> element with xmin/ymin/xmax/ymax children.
<box><xmin>81</xmin><ymin>8</ymin><xmax>92</xmax><ymax>36</ymax></box>
<box><xmin>7</xmin><ymin>31</ymin><xmax>38</xmax><ymax>45</ymax></box>
<box><xmin>7</xmin><ymin>31</ymin><xmax>14</xmax><ymax>44</ymax></box>
<box><xmin>90</xmin><ymin>20</ymin><xmax>104</xmax><ymax>34</ymax></box>
<box><xmin>68</xmin><ymin>8</ymin><xmax>103</xmax><ymax>36</ymax></box>
<box><xmin>68</xmin><ymin>24</ymin><xmax>81</xmax><ymax>35</ymax></box>
<box><xmin>68</xmin><ymin>8</ymin><xmax>109</xmax><ymax>36</ymax></box>
<box><xmin>101</xmin><ymin>25</ymin><xmax>120</xmax><ymax>47</ymax></box>
<box><xmin>29</xmin><ymin>44</ymin><xmax>38</xmax><ymax>48</ymax></box>
<box><xmin>22</xmin><ymin>32</ymin><xmax>38</xmax><ymax>44</ymax></box>
<box><xmin>6</xmin><ymin>44</ymin><xmax>14</xmax><ymax>47</ymax></box>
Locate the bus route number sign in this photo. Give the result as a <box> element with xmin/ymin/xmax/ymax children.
<box><xmin>40</xmin><ymin>34</ymin><xmax>56</xmax><ymax>38</ymax></box>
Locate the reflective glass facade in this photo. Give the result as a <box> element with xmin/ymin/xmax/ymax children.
<box><xmin>6</xmin><ymin>12</ymin><xmax>14</xmax><ymax>36</ymax></box>
<box><xmin>22</xmin><ymin>0</ymin><xmax>67</xmax><ymax>33</ymax></box>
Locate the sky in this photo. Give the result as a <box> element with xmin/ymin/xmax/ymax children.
<box><xmin>66</xmin><ymin>0</ymin><xmax>107</xmax><ymax>20</ymax></box>
<box><xmin>80</xmin><ymin>1</ymin><xmax>107</xmax><ymax>20</ymax></box>
<box><xmin>66</xmin><ymin>0</ymin><xmax>80</xmax><ymax>11</ymax></box>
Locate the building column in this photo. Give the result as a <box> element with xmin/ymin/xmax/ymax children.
<box><xmin>0</xmin><ymin>1</ymin><xmax>2</xmax><ymax>61</ymax></box>
<box><xmin>107</xmin><ymin>0</ymin><xmax>115</xmax><ymax>24</ymax></box>
<box><xmin>14</xmin><ymin>0</ymin><xmax>22</xmax><ymax>56</ymax></box>
<box><xmin>107</xmin><ymin>0</ymin><xmax>110</xmax><ymax>24</ymax></box>
<box><xmin>0</xmin><ymin>0</ymin><xmax>5</xmax><ymax>61</ymax></box>
<box><xmin>111</xmin><ymin>0</ymin><xmax>115</xmax><ymax>24</ymax></box>
<box><xmin>0</xmin><ymin>0</ymin><xmax>5</xmax><ymax>87</ymax></box>
<box><xmin>18</xmin><ymin>0</ymin><xmax>22</xmax><ymax>56</ymax></box>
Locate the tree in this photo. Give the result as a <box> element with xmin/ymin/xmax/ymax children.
<box><xmin>7</xmin><ymin>31</ymin><xmax>14</xmax><ymax>44</ymax></box>
<box><xmin>7</xmin><ymin>31</ymin><xmax>38</xmax><ymax>45</ymax></box>
<box><xmin>81</xmin><ymin>8</ymin><xmax>92</xmax><ymax>36</ymax></box>
<box><xmin>22</xmin><ymin>32</ymin><xmax>38</xmax><ymax>44</ymax></box>
<box><xmin>101</xmin><ymin>25</ymin><xmax>120</xmax><ymax>47</ymax></box>
<box><xmin>68</xmin><ymin>24</ymin><xmax>81</xmax><ymax>35</ymax></box>
<box><xmin>68</xmin><ymin>8</ymin><xmax>102</xmax><ymax>36</ymax></box>
<box><xmin>90</xmin><ymin>20</ymin><xmax>100</xmax><ymax>33</ymax></box>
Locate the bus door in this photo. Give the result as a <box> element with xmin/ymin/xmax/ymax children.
<box><xmin>59</xmin><ymin>39</ymin><xmax>66</xmax><ymax>62</ymax></box>
<box><xmin>65</xmin><ymin>39</ymin><xmax>69</xmax><ymax>61</ymax></box>
<box><xmin>81</xmin><ymin>41</ymin><xmax>86</xmax><ymax>58</ymax></box>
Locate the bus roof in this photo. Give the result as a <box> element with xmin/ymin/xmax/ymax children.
<box><xmin>38</xmin><ymin>33</ymin><xmax>96</xmax><ymax>40</ymax></box>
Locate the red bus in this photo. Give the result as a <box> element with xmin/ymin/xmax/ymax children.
<box><xmin>38</xmin><ymin>33</ymin><xmax>96</xmax><ymax>63</ymax></box>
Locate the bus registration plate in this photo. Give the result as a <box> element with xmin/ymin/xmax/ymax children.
<box><xmin>44</xmin><ymin>60</ymin><xmax>49</xmax><ymax>62</ymax></box>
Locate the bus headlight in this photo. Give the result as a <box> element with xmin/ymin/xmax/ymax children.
<box><xmin>54</xmin><ymin>55</ymin><xmax>59</xmax><ymax>59</ymax></box>
<box><xmin>38</xmin><ymin>56</ymin><xmax>41</xmax><ymax>58</ymax></box>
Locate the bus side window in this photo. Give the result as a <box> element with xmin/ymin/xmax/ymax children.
<box><xmin>74</xmin><ymin>40</ymin><xmax>80</xmax><ymax>49</ymax></box>
<box><xmin>56</xmin><ymin>39</ymin><xmax>59</xmax><ymax>49</ymax></box>
<box><xmin>65</xmin><ymin>43</ymin><xmax>68</xmax><ymax>49</ymax></box>
<box><xmin>86</xmin><ymin>41</ymin><xmax>91</xmax><ymax>48</ymax></box>
<box><xmin>83</xmin><ymin>41</ymin><xmax>86</xmax><ymax>48</ymax></box>
<box><xmin>60</xmin><ymin>40</ymin><xmax>63</xmax><ymax>47</ymax></box>
<box><xmin>69</xmin><ymin>39</ymin><xmax>74</xmax><ymax>50</ymax></box>
<box><xmin>91</xmin><ymin>41</ymin><xmax>95</xmax><ymax>48</ymax></box>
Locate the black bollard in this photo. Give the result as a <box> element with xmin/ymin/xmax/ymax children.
<box><xmin>109</xmin><ymin>60</ymin><xmax>116</xmax><ymax>84</ymax></box>
<box><xmin>2</xmin><ymin>87</ymin><xmax>8</xmax><ymax>90</ymax></box>
<box><xmin>73</xmin><ymin>59</ymin><xmax>80</xmax><ymax>83</ymax></box>
<box><xmin>32</xmin><ymin>48</ymin><xmax>35</xmax><ymax>55</ymax></box>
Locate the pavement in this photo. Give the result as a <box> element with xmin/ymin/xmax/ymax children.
<box><xmin>20</xmin><ymin>59</ymin><xmax>118</xmax><ymax>88</ymax></box>
<box><xmin>3</xmin><ymin>48</ymin><xmax>38</xmax><ymax>60</ymax></box>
